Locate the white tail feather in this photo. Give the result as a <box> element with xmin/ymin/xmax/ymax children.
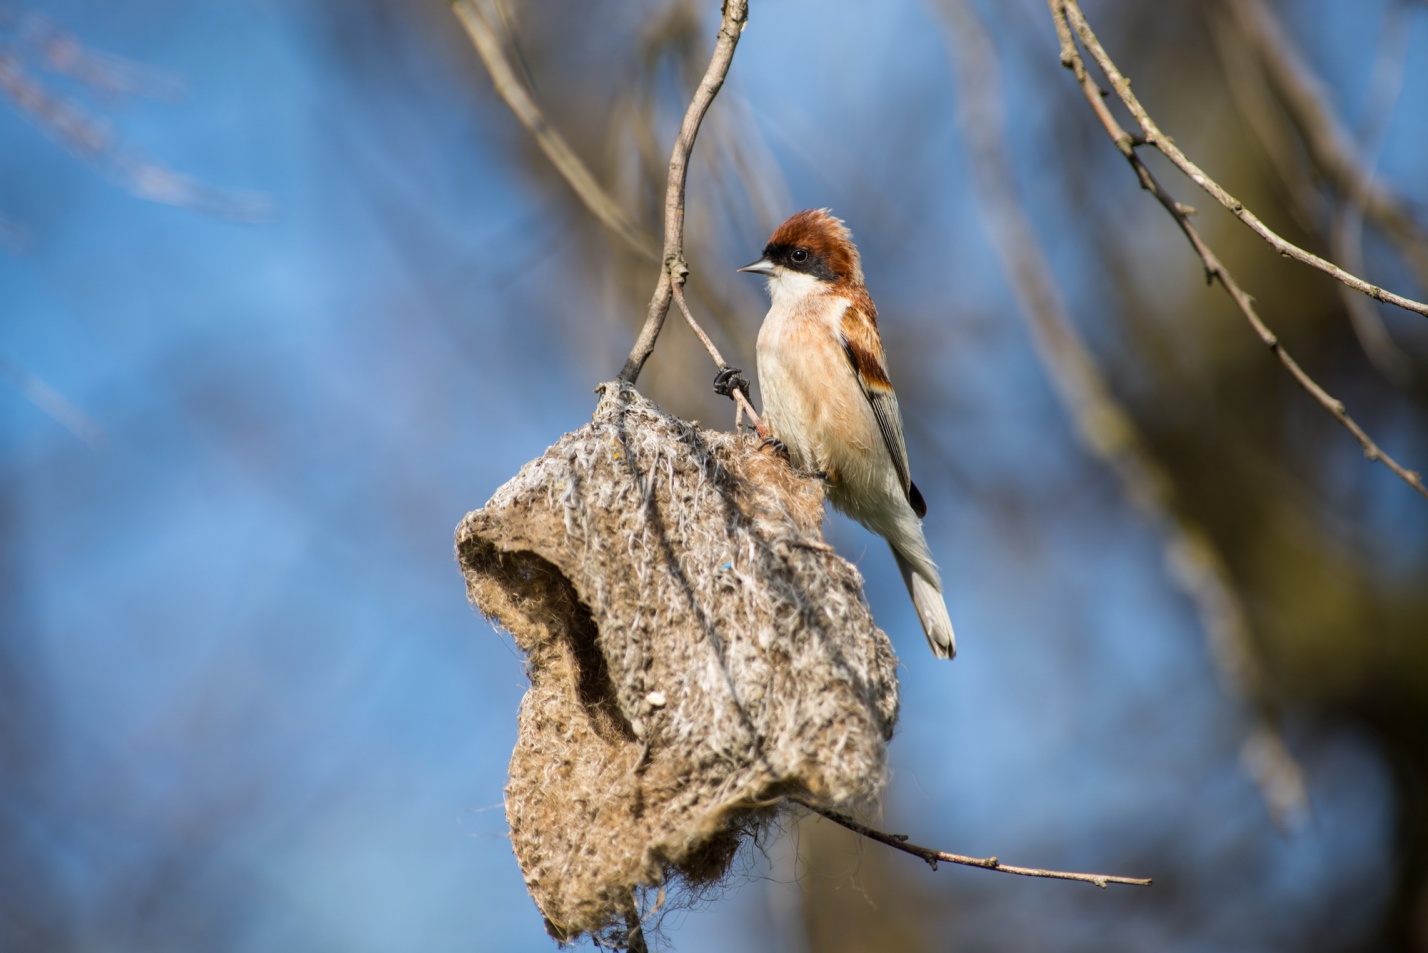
<box><xmin>893</xmin><ymin>550</ymin><xmax>956</xmax><ymax>659</ymax></box>
<box><xmin>909</xmin><ymin>572</ymin><xmax>956</xmax><ymax>659</ymax></box>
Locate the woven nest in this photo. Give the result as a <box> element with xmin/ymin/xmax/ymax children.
<box><xmin>455</xmin><ymin>381</ymin><xmax>900</xmax><ymax>946</ymax></box>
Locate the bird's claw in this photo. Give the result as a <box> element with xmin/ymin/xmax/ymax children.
<box><xmin>760</xmin><ymin>436</ymin><xmax>789</xmax><ymax>459</ymax></box>
<box><xmin>713</xmin><ymin>366</ymin><xmax>750</xmax><ymax>399</ymax></box>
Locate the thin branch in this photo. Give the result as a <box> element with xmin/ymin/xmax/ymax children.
<box><xmin>937</xmin><ymin>0</ymin><xmax>1308</xmax><ymax>826</ymax></box>
<box><xmin>790</xmin><ymin>797</ymin><xmax>1152</xmax><ymax>889</ymax></box>
<box><xmin>1054</xmin><ymin>0</ymin><xmax>1428</xmax><ymax>322</ymax></box>
<box><xmin>450</xmin><ymin>0</ymin><xmax>657</xmax><ymax>261</ymax></box>
<box><xmin>670</xmin><ymin>279</ymin><xmax>768</xmax><ymax>436</ymax></box>
<box><xmin>1050</xmin><ymin>0</ymin><xmax>1428</xmax><ymax>502</ymax></box>
<box><xmin>619</xmin><ymin>0</ymin><xmax>749</xmax><ymax>385</ymax></box>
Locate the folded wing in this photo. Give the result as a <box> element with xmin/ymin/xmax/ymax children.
<box><xmin>839</xmin><ymin>304</ymin><xmax>926</xmax><ymax>518</ymax></box>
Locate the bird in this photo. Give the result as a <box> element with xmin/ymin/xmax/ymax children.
<box><xmin>737</xmin><ymin>208</ymin><xmax>956</xmax><ymax>659</ymax></box>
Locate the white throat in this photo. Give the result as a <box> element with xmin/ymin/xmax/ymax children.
<box><xmin>764</xmin><ymin>268</ymin><xmax>828</xmax><ymax>312</ymax></box>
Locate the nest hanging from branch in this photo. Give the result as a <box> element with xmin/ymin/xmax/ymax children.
<box><xmin>455</xmin><ymin>381</ymin><xmax>900</xmax><ymax>944</ymax></box>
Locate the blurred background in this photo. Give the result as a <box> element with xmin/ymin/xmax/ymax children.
<box><xmin>3</xmin><ymin>0</ymin><xmax>1427</xmax><ymax>949</ymax></box>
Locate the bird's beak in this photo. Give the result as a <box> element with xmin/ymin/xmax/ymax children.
<box><xmin>737</xmin><ymin>258</ymin><xmax>776</xmax><ymax>276</ymax></box>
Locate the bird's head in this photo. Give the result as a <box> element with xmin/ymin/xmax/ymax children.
<box><xmin>738</xmin><ymin>208</ymin><xmax>864</xmax><ymax>304</ymax></box>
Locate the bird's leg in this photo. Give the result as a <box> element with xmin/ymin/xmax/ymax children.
<box><xmin>714</xmin><ymin>367</ymin><xmax>781</xmax><ymax>445</ymax></box>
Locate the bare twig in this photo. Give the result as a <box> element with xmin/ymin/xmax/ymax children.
<box><xmin>790</xmin><ymin>797</ymin><xmax>1152</xmax><ymax>889</ymax></box>
<box><xmin>619</xmin><ymin>0</ymin><xmax>749</xmax><ymax>385</ymax></box>
<box><xmin>938</xmin><ymin>0</ymin><xmax>1308</xmax><ymax>826</ymax></box>
<box><xmin>1054</xmin><ymin>0</ymin><xmax>1428</xmax><ymax>322</ymax></box>
<box><xmin>1050</xmin><ymin>0</ymin><xmax>1428</xmax><ymax>502</ymax></box>
<box><xmin>450</xmin><ymin>0</ymin><xmax>657</xmax><ymax>261</ymax></box>
<box><xmin>670</xmin><ymin>279</ymin><xmax>768</xmax><ymax>436</ymax></box>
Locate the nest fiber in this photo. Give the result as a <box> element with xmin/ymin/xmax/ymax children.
<box><xmin>456</xmin><ymin>381</ymin><xmax>900</xmax><ymax>943</ymax></box>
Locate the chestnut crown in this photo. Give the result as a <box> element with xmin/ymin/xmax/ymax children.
<box><xmin>757</xmin><ymin>208</ymin><xmax>864</xmax><ymax>286</ymax></box>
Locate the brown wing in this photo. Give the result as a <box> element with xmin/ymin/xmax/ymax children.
<box><xmin>839</xmin><ymin>304</ymin><xmax>926</xmax><ymax>518</ymax></box>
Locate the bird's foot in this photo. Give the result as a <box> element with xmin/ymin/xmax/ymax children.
<box><xmin>713</xmin><ymin>366</ymin><xmax>750</xmax><ymax>399</ymax></box>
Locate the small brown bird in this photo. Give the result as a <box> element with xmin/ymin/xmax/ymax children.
<box><xmin>739</xmin><ymin>209</ymin><xmax>956</xmax><ymax>659</ymax></box>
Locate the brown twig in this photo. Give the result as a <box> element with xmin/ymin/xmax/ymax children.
<box><xmin>790</xmin><ymin>797</ymin><xmax>1152</xmax><ymax>889</ymax></box>
<box><xmin>1054</xmin><ymin>0</ymin><xmax>1428</xmax><ymax>322</ymax></box>
<box><xmin>670</xmin><ymin>279</ymin><xmax>768</xmax><ymax>436</ymax></box>
<box><xmin>450</xmin><ymin>0</ymin><xmax>657</xmax><ymax>261</ymax></box>
<box><xmin>938</xmin><ymin>0</ymin><xmax>1308</xmax><ymax>826</ymax></box>
<box><xmin>1050</xmin><ymin>0</ymin><xmax>1428</xmax><ymax>502</ymax></box>
<box><xmin>619</xmin><ymin>0</ymin><xmax>749</xmax><ymax>385</ymax></box>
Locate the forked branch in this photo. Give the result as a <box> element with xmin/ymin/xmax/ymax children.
<box><xmin>1215</xmin><ymin>0</ymin><xmax>1428</xmax><ymax>291</ymax></box>
<box><xmin>618</xmin><ymin>0</ymin><xmax>749</xmax><ymax>385</ymax></box>
<box><xmin>1049</xmin><ymin>0</ymin><xmax>1428</xmax><ymax>501</ymax></box>
<box><xmin>671</xmin><ymin>280</ymin><xmax>768</xmax><ymax>436</ymax></box>
<box><xmin>456</xmin><ymin>0</ymin><xmax>759</xmax><ymax>429</ymax></box>
<box><xmin>1055</xmin><ymin>0</ymin><xmax>1428</xmax><ymax>322</ymax></box>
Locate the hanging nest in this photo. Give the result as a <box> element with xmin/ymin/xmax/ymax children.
<box><xmin>455</xmin><ymin>380</ymin><xmax>900</xmax><ymax>946</ymax></box>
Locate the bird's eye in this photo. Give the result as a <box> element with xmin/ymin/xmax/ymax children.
<box><xmin>791</xmin><ymin>248</ymin><xmax>809</xmax><ymax>263</ymax></box>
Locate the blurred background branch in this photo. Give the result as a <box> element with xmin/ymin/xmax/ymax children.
<box><xmin>1206</xmin><ymin>0</ymin><xmax>1421</xmax><ymax>385</ymax></box>
<box><xmin>450</xmin><ymin>0</ymin><xmax>657</xmax><ymax>261</ymax></box>
<box><xmin>0</xmin><ymin>8</ymin><xmax>268</xmax><ymax>219</ymax></box>
<box><xmin>941</xmin><ymin>0</ymin><xmax>1309</xmax><ymax>825</ymax></box>
<box><xmin>1051</xmin><ymin>0</ymin><xmax>1428</xmax><ymax>501</ymax></box>
<box><xmin>1213</xmin><ymin>0</ymin><xmax>1428</xmax><ymax>292</ymax></box>
<box><xmin>1054</xmin><ymin>0</ymin><xmax>1428</xmax><ymax>323</ymax></box>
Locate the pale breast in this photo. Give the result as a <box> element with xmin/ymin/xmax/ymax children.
<box><xmin>756</xmin><ymin>302</ymin><xmax>885</xmax><ymax>495</ymax></box>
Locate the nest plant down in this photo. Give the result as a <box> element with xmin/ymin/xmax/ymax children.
<box><xmin>455</xmin><ymin>380</ymin><xmax>901</xmax><ymax>944</ymax></box>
